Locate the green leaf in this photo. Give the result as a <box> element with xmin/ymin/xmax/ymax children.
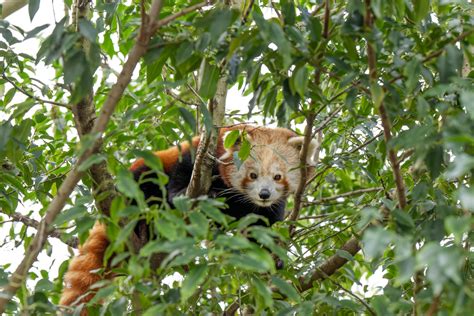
<box><xmin>53</xmin><ymin>205</ymin><xmax>87</xmax><ymax>225</ymax></box>
<box><xmin>460</xmin><ymin>89</ymin><xmax>474</xmax><ymax>120</ymax></box>
<box><xmin>458</xmin><ymin>187</ymin><xmax>474</xmax><ymax>212</ymax></box>
<box><xmin>303</xmin><ymin>14</ymin><xmax>321</xmax><ymax>45</ymax></box>
<box><xmin>394</xmin><ymin>237</ymin><xmax>414</xmax><ymax>283</ymax></box>
<box><xmin>195</xmin><ymin>8</ymin><xmax>238</xmax><ymax>42</ymax></box>
<box><xmin>78</xmin><ymin>19</ymin><xmax>98</xmax><ymax>42</ymax></box>
<box><xmin>140</xmin><ymin>238</ymin><xmax>195</xmax><ymax>257</ymax></box>
<box><xmin>281</xmin><ymin>0</ymin><xmax>296</xmax><ymax>25</ymax></box>
<box><xmin>114</xmin><ymin>220</ymin><xmax>138</xmax><ymax>247</ymax></box>
<box><xmin>178</xmin><ymin>107</ymin><xmax>196</xmax><ymax>131</ymax></box>
<box><xmin>371</xmin><ymin>0</ymin><xmax>383</xmax><ymax>18</ymax></box>
<box><xmin>0</xmin><ymin>123</ymin><xmax>12</xmax><ymax>150</ymax></box>
<box><xmin>445</xmin><ymin>216</ymin><xmax>470</xmax><ymax>244</ymax></box>
<box><xmin>370</xmin><ymin>83</ymin><xmax>385</xmax><ymax>108</ymax></box>
<box><xmin>200</xmin><ymin>200</ymin><xmax>226</xmax><ymax>225</ymax></box>
<box><xmin>437</xmin><ymin>45</ymin><xmax>463</xmax><ymax>83</ymax></box>
<box><xmin>291</xmin><ymin>66</ymin><xmax>308</xmax><ymax>98</ymax></box>
<box><xmin>424</xmin><ymin>145</ymin><xmax>443</xmax><ymax>179</ymax></box>
<box><xmin>445</xmin><ymin>154</ymin><xmax>474</xmax><ymax>179</ymax></box>
<box><xmin>28</xmin><ymin>0</ymin><xmax>40</xmax><ymax>21</ymax></box>
<box><xmin>78</xmin><ymin>154</ymin><xmax>106</xmax><ymax>172</ymax></box>
<box><xmin>417</xmin><ymin>243</ymin><xmax>463</xmax><ymax>295</ymax></box>
<box><xmin>253</xmin><ymin>12</ymin><xmax>292</xmax><ymax>68</ymax></box>
<box><xmin>89</xmin><ymin>285</ymin><xmax>116</xmax><ymax>304</ymax></box>
<box><xmin>131</xmin><ymin>150</ymin><xmax>164</xmax><ymax>173</ymax></box>
<box><xmin>403</xmin><ymin>58</ymin><xmax>421</xmax><ymax>92</ymax></box>
<box><xmin>25</xmin><ymin>24</ymin><xmax>49</xmax><ymax>40</ymax></box>
<box><xmin>272</xmin><ymin>276</ymin><xmax>300</xmax><ymax>302</ymax></box>
<box><xmin>224</xmin><ymin>130</ymin><xmax>240</xmax><ymax>149</ymax></box>
<box><xmin>393</xmin><ymin>209</ymin><xmax>415</xmax><ymax>228</ymax></box>
<box><xmin>226</xmin><ymin>253</ymin><xmax>271</xmax><ymax>273</ymax></box>
<box><xmin>362</xmin><ymin>227</ymin><xmax>394</xmax><ymax>259</ymax></box>
<box><xmin>238</xmin><ymin>138</ymin><xmax>251</xmax><ymax>161</ymax></box>
<box><xmin>64</xmin><ymin>51</ymin><xmax>86</xmax><ymax>84</ymax></box>
<box><xmin>3</xmin><ymin>88</ymin><xmax>15</xmax><ymax>106</ymax></box>
<box><xmin>198</xmin><ymin>61</ymin><xmax>220</xmax><ymax>99</ymax></box>
<box><xmin>180</xmin><ymin>265</ymin><xmax>208</xmax><ymax>302</ymax></box>
<box><xmin>116</xmin><ymin>169</ymin><xmax>142</xmax><ymax>200</ymax></box>
<box><xmin>187</xmin><ymin>212</ymin><xmax>209</xmax><ymax>238</ymax></box>
<box><xmin>335</xmin><ymin>249</ymin><xmax>354</xmax><ymax>261</ymax></box>
<box><xmin>156</xmin><ymin>218</ymin><xmax>178</xmax><ymax>240</ymax></box>
<box><xmin>252</xmin><ymin>277</ymin><xmax>273</xmax><ymax>308</ymax></box>
<box><xmin>412</xmin><ymin>0</ymin><xmax>430</xmax><ymax>22</ymax></box>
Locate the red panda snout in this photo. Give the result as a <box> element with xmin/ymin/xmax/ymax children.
<box><xmin>238</xmin><ymin>173</ymin><xmax>288</xmax><ymax>207</ymax></box>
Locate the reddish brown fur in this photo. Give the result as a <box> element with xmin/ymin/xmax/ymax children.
<box><xmin>130</xmin><ymin>136</ymin><xmax>201</xmax><ymax>172</ymax></box>
<box><xmin>216</xmin><ymin>125</ymin><xmax>298</xmax><ymax>187</ymax></box>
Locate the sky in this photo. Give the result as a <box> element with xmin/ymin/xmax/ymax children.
<box><xmin>0</xmin><ymin>0</ymin><xmax>387</xmax><ymax>300</ymax></box>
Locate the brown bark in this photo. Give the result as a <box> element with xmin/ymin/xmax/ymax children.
<box><xmin>364</xmin><ymin>0</ymin><xmax>407</xmax><ymax>209</ymax></box>
<box><xmin>1</xmin><ymin>211</ymin><xmax>78</xmax><ymax>248</ymax></box>
<box><xmin>298</xmin><ymin>237</ymin><xmax>361</xmax><ymax>291</ymax></box>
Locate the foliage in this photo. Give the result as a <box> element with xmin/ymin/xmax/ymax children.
<box><xmin>0</xmin><ymin>0</ymin><xmax>473</xmax><ymax>315</ymax></box>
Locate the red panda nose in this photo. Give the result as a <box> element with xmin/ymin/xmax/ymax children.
<box><xmin>259</xmin><ymin>189</ymin><xmax>271</xmax><ymax>200</ymax></box>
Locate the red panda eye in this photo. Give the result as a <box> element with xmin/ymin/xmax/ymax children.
<box><xmin>274</xmin><ymin>174</ymin><xmax>282</xmax><ymax>181</ymax></box>
<box><xmin>250</xmin><ymin>172</ymin><xmax>258</xmax><ymax>179</ymax></box>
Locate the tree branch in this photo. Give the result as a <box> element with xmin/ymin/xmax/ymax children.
<box><xmin>1</xmin><ymin>0</ymin><xmax>28</xmax><ymax>19</ymax></box>
<box><xmin>364</xmin><ymin>0</ymin><xmax>407</xmax><ymax>209</ymax></box>
<box><xmin>186</xmin><ymin>73</ymin><xmax>227</xmax><ymax>198</ymax></box>
<box><xmin>426</xmin><ymin>294</ymin><xmax>441</xmax><ymax>316</ymax></box>
<box><xmin>323</xmin><ymin>0</ymin><xmax>330</xmax><ymax>39</ymax></box>
<box><xmin>70</xmin><ymin>1</ymin><xmax>115</xmax><ymax>217</ymax></box>
<box><xmin>298</xmin><ymin>237</ymin><xmax>361</xmax><ymax>291</ymax></box>
<box><xmin>288</xmin><ymin>0</ymin><xmax>331</xmax><ymax>234</ymax></box>
<box><xmin>288</xmin><ymin>112</ymin><xmax>316</xmax><ymax>234</ymax></box>
<box><xmin>1</xmin><ymin>211</ymin><xmax>78</xmax><ymax>248</ymax></box>
<box><xmin>0</xmin><ymin>0</ymin><xmax>164</xmax><ymax>311</ymax></box>
<box><xmin>1</xmin><ymin>74</ymin><xmax>71</xmax><ymax>109</ymax></box>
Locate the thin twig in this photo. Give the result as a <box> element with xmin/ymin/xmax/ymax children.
<box><xmin>314</xmin><ymin>105</ymin><xmax>343</xmax><ymax>134</ymax></box>
<box><xmin>241</xmin><ymin>0</ymin><xmax>255</xmax><ymax>24</ymax></box>
<box><xmin>2</xmin><ymin>212</ymin><xmax>78</xmax><ymax>248</ymax></box>
<box><xmin>152</xmin><ymin>1</ymin><xmax>212</xmax><ymax>32</ymax></box>
<box><xmin>426</xmin><ymin>294</ymin><xmax>441</xmax><ymax>316</ymax></box>
<box><xmin>288</xmin><ymin>112</ymin><xmax>316</xmax><ymax>234</ymax></box>
<box><xmin>346</xmin><ymin>131</ymin><xmax>384</xmax><ymax>155</ymax></box>
<box><xmin>324</xmin><ymin>272</ymin><xmax>376</xmax><ymax>316</ymax></box>
<box><xmin>323</xmin><ymin>0</ymin><xmax>330</xmax><ymax>39</ymax></box>
<box><xmin>1</xmin><ymin>74</ymin><xmax>71</xmax><ymax>109</ymax></box>
<box><xmin>305</xmin><ymin>187</ymin><xmax>383</xmax><ymax>205</ymax></box>
<box><xmin>297</xmin><ymin>214</ymin><xmax>330</xmax><ymax>221</ymax></box>
<box><xmin>364</xmin><ymin>0</ymin><xmax>407</xmax><ymax>209</ymax></box>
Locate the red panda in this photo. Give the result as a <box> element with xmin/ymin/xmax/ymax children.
<box><xmin>60</xmin><ymin>125</ymin><xmax>321</xmax><ymax>311</ymax></box>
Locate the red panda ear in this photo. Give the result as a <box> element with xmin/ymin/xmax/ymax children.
<box><xmin>288</xmin><ymin>133</ymin><xmax>323</xmax><ymax>166</ymax></box>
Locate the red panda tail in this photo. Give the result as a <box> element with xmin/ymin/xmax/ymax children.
<box><xmin>60</xmin><ymin>223</ymin><xmax>109</xmax><ymax>310</ymax></box>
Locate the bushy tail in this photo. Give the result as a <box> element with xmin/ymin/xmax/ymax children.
<box><xmin>60</xmin><ymin>222</ymin><xmax>109</xmax><ymax>309</ymax></box>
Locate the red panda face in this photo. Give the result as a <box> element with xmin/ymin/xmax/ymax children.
<box><xmin>234</xmin><ymin>145</ymin><xmax>295</xmax><ymax>207</ymax></box>
<box><xmin>217</xmin><ymin>126</ymin><xmax>321</xmax><ymax>208</ymax></box>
